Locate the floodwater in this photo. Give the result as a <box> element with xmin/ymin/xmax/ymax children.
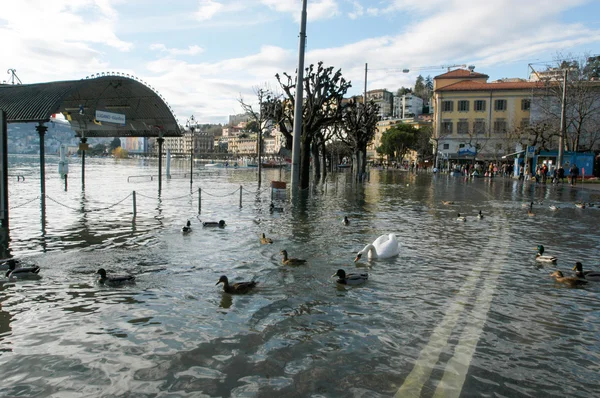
<box><xmin>1</xmin><ymin>155</ymin><xmax>600</xmax><ymax>397</ymax></box>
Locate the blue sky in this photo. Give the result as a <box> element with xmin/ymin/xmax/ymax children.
<box><xmin>2</xmin><ymin>0</ymin><xmax>600</xmax><ymax>124</ymax></box>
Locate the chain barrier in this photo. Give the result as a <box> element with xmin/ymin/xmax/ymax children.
<box><xmin>9</xmin><ymin>196</ymin><xmax>40</xmax><ymax>209</ymax></box>
<box><xmin>45</xmin><ymin>193</ymin><xmax>133</xmax><ymax>213</ymax></box>
<box><xmin>241</xmin><ymin>186</ymin><xmax>271</xmax><ymax>195</ymax></box>
<box><xmin>201</xmin><ymin>187</ymin><xmax>241</xmax><ymax>197</ymax></box>
<box><xmin>135</xmin><ymin>191</ymin><xmax>192</xmax><ymax>201</ymax></box>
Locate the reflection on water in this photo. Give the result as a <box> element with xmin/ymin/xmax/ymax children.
<box><xmin>1</xmin><ymin>155</ymin><xmax>600</xmax><ymax>397</ymax></box>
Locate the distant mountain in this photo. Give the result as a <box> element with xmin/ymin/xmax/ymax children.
<box><xmin>6</xmin><ymin>122</ymin><xmax>111</xmax><ymax>155</ymax></box>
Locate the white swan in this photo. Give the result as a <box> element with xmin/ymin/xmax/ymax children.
<box><xmin>354</xmin><ymin>233</ymin><xmax>400</xmax><ymax>262</ymax></box>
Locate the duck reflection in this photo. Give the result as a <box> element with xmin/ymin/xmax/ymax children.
<box><xmin>219</xmin><ymin>293</ymin><xmax>233</xmax><ymax>309</ymax></box>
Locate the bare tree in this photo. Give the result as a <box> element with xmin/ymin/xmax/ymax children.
<box><xmin>276</xmin><ymin>62</ymin><xmax>351</xmax><ymax>189</ymax></box>
<box><xmin>239</xmin><ymin>87</ymin><xmax>283</xmax><ymax>186</ymax></box>
<box><xmin>337</xmin><ymin>98</ymin><xmax>379</xmax><ymax>179</ymax></box>
<box><xmin>532</xmin><ymin>53</ymin><xmax>600</xmax><ymax>152</ymax></box>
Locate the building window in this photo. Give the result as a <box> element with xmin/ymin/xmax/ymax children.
<box><xmin>457</xmin><ymin>119</ymin><xmax>469</xmax><ymax>134</ymax></box>
<box><xmin>493</xmin><ymin>119</ymin><xmax>507</xmax><ymax>134</ymax></box>
<box><xmin>458</xmin><ymin>100</ymin><xmax>470</xmax><ymax>112</ymax></box>
<box><xmin>520</xmin><ymin>118</ymin><xmax>530</xmax><ymax>129</ymax></box>
<box><xmin>459</xmin><ymin>143</ymin><xmax>465</xmax><ymax>148</ymax></box>
<box><xmin>474</xmin><ymin>100</ymin><xmax>486</xmax><ymax>112</ymax></box>
<box><xmin>442</xmin><ymin>101</ymin><xmax>454</xmax><ymax>112</ymax></box>
<box><xmin>443</xmin><ymin>144</ymin><xmax>449</xmax><ymax>149</ymax></box>
<box><xmin>473</xmin><ymin>120</ymin><xmax>486</xmax><ymax>135</ymax></box>
<box><xmin>521</xmin><ymin>99</ymin><xmax>531</xmax><ymax>111</ymax></box>
<box><xmin>442</xmin><ymin>121</ymin><xmax>453</xmax><ymax>135</ymax></box>
<box><xmin>494</xmin><ymin>99</ymin><xmax>507</xmax><ymax>111</ymax></box>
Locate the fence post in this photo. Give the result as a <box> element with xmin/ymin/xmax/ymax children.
<box><xmin>198</xmin><ymin>187</ymin><xmax>201</xmax><ymax>214</ymax></box>
<box><xmin>239</xmin><ymin>185</ymin><xmax>242</xmax><ymax>208</ymax></box>
<box><xmin>132</xmin><ymin>190</ymin><xmax>137</xmax><ymax>217</ymax></box>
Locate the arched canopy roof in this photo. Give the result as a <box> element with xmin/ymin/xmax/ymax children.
<box><xmin>0</xmin><ymin>75</ymin><xmax>181</xmax><ymax>137</ymax></box>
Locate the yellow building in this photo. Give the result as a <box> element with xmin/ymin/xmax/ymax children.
<box><xmin>432</xmin><ymin>69</ymin><xmax>539</xmax><ymax>164</ymax></box>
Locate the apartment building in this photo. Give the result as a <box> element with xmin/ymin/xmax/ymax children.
<box><xmin>432</xmin><ymin>69</ymin><xmax>538</xmax><ymax>161</ymax></box>
<box><xmin>393</xmin><ymin>94</ymin><xmax>424</xmax><ymax>119</ymax></box>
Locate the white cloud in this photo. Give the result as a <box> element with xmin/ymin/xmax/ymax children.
<box><xmin>150</xmin><ymin>44</ymin><xmax>204</xmax><ymax>56</ymax></box>
<box><xmin>196</xmin><ymin>0</ymin><xmax>225</xmax><ymax>21</ymax></box>
<box><xmin>348</xmin><ymin>1</ymin><xmax>364</xmax><ymax>19</ymax></box>
<box><xmin>260</xmin><ymin>0</ymin><xmax>340</xmax><ymax>21</ymax></box>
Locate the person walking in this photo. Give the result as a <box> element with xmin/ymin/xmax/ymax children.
<box><xmin>556</xmin><ymin>165</ymin><xmax>565</xmax><ymax>183</ymax></box>
<box><xmin>569</xmin><ymin>163</ymin><xmax>579</xmax><ymax>186</ymax></box>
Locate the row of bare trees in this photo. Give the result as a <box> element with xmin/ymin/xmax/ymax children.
<box><xmin>240</xmin><ymin>61</ymin><xmax>382</xmax><ymax>189</ymax></box>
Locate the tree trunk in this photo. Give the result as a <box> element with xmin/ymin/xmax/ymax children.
<box><xmin>321</xmin><ymin>141</ymin><xmax>328</xmax><ymax>181</ymax></box>
<box><xmin>312</xmin><ymin>140</ymin><xmax>321</xmax><ymax>182</ymax></box>
<box><xmin>300</xmin><ymin>135</ymin><xmax>312</xmax><ymax>189</ymax></box>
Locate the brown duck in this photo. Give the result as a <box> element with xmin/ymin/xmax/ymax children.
<box><xmin>280</xmin><ymin>250</ymin><xmax>306</xmax><ymax>266</ymax></box>
<box><xmin>549</xmin><ymin>270</ymin><xmax>587</xmax><ymax>287</ymax></box>
<box><xmin>216</xmin><ymin>275</ymin><xmax>258</xmax><ymax>294</ymax></box>
<box><xmin>260</xmin><ymin>233</ymin><xmax>273</xmax><ymax>244</ymax></box>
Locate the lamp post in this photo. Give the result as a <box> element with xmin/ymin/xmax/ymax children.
<box><xmin>186</xmin><ymin>115</ymin><xmax>196</xmax><ymax>186</ymax></box>
<box><xmin>558</xmin><ymin>69</ymin><xmax>568</xmax><ymax>168</ymax></box>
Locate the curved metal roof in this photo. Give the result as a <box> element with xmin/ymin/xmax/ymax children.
<box><xmin>0</xmin><ymin>76</ymin><xmax>181</xmax><ymax>137</ymax></box>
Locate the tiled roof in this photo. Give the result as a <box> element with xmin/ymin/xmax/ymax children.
<box><xmin>434</xmin><ymin>69</ymin><xmax>489</xmax><ymax>79</ymax></box>
<box><xmin>436</xmin><ymin>80</ymin><xmax>542</xmax><ymax>92</ymax></box>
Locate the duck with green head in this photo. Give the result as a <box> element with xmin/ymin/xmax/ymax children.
<box><xmin>332</xmin><ymin>269</ymin><xmax>368</xmax><ymax>285</ymax></box>
<box><xmin>573</xmin><ymin>262</ymin><xmax>600</xmax><ymax>282</ymax></box>
<box><xmin>536</xmin><ymin>245</ymin><xmax>557</xmax><ymax>263</ymax></box>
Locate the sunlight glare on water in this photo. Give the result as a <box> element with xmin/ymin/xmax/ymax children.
<box><xmin>1</xmin><ymin>155</ymin><xmax>599</xmax><ymax>397</ymax></box>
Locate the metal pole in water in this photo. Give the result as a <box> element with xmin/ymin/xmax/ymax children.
<box><xmin>132</xmin><ymin>190</ymin><xmax>137</xmax><ymax>217</ymax></box>
<box><xmin>36</xmin><ymin>123</ymin><xmax>47</xmax><ymax>216</ymax></box>
<box><xmin>239</xmin><ymin>185</ymin><xmax>243</xmax><ymax>208</ymax></box>
<box><xmin>290</xmin><ymin>0</ymin><xmax>308</xmax><ymax>194</ymax></box>
<box><xmin>198</xmin><ymin>188</ymin><xmax>201</xmax><ymax>214</ymax></box>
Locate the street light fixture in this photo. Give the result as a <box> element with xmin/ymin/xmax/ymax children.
<box><xmin>186</xmin><ymin>115</ymin><xmax>196</xmax><ymax>186</ymax></box>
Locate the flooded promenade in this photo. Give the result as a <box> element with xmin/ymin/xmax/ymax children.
<box><xmin>1</xmin><ymin>155</ymin><xmax>600</xmax><ymax>397</ymax></box>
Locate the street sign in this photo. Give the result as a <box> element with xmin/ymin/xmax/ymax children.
<box><xmin>527</xmin><ymin>146</ymin><xmax>535</xmax><ymax>154</ymax></box>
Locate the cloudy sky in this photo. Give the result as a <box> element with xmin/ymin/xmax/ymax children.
<box><xmin>2</xmin><ymin>0</ymin><xmax>599</xmax><ymax>124</ymax></box>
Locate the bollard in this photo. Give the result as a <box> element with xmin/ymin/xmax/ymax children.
<box><xmin>132</xmin><ymin>190</ymin><xmax>137</xmax><ymax>217</ymax></box>
<box><xmin>64</xmin><ymin>174</ymin><xmax>68</xmax><ymax>191</ymax></box>
<box><xmin>198</xmin><ymin>187</ymin><xmax>201</xmax><ymax>214</ymax></box>
<box><xmin>239</xmin><ymin>185</ymin><xmax>242</xmax><ymax>208</ymax></box>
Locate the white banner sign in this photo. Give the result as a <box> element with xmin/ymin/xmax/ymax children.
<box><xmin>96</xmin><ymin>110</ymin><xmax>126</xmax><ymax>125</ymax></box>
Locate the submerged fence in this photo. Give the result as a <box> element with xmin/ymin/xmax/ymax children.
<box><xmin>8</xmin><ymin>185</ymin><xmax>274</xmax><ymax>217</ymax></box>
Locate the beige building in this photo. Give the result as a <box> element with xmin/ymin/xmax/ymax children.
<box><xmin>432</xmin><ymin>69</ymin><xmax>539</xmax><ymax>163</ymax></box>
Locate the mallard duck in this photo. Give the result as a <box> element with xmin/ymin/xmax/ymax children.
<box><xmin>477</xmin><ymin>210</ymin><xmax>484</xmax><ymax>219</ymax></box>
<box><xmin>5</xmin><ymin>260</ymin><xmax>40</xmax><ymax>279</ymax></box>
<box><xmin>280</xmin><ymin>250</ymin><xmax>306</xmax><ymax>265</ymax></box>
<box><xmin>457</xmin><ymin>213</ymin><xmax>466</xmax><ymax>222</ymax></box>
<box><xmin>216</xmin><ymin>275</ymin><xmax>257</xmax><ymax>294</ymax></box>
<box><xmin>342</xmin><ymin>216</ymin><xmax>349</xmax><ymax>226</ymax></box>
<box><xmin>97</xmin><ymin>268</ymin><xmax>135</xmax><ymax>285</ymax></box>
<box><xmin>550</xmin><ymin>270</ymin><xmax>587</xmax><ymax>287</ymax></box>
<box><xmin>442</xmin><ymin>201</ymin><xmax>455</xmax><ymax>205</ymax></box>
<box><xmin>182</xmin><ymin>220</ymin><xmax>192</xmax><ymax>233</ymax></box>
<box><xmin>260</xmin><ymin>233</ymin><xmax>273</xmax><ymax>244</ymax></box>
<box><xmin>535</xmin><ymin>245</ymin><xmax>557</xmax><ymax>263</ymax></box>
<box><xmin>573</xmin><ymin>262</ymin><xmax>600</xmax><ymax>282</ymax></box>
<box><xmin>355</xmin><ymin>233</ymin><xmax>400</xmax><ymax>262</ymax></box>
<box><xmin>527</xmin><ymin>202</ymin><xmax>535</xmax><ymax>217</ymax></box>
<box><xmin>549</xmin><ymin>205</ymin><xmax>559</xmax><ymax>211</ymax></box>
<box><xmin>332</xmin><ymin>269</ymin><xmax>368</xmax><ymax>285</ymax></box>
<box><xmin>0</xmin><ymin>258</ymin><xmax>20</xmax><ymax>271</ymax></box>
<box><xmin>575</xmin><ymin>202</ymin><xmax>586</xmax><ymax>209</ymax></box>
<box><xmin>202</xmin><ymin>220</ymin><xmax>225</xmax><ymax>227</ymax></box>
<box><xmin>269</xmin><ymin>203</ymin><xmax>284</xmax><ymax>212</ymax></box>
